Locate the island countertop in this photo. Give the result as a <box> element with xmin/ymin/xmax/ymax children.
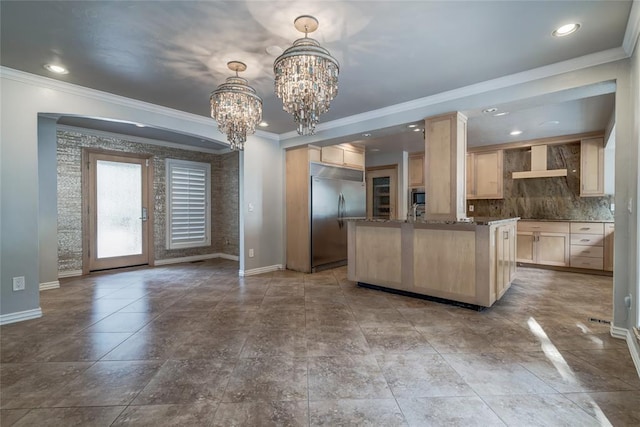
<box><xmin>349</xmin><ymin>217</ymin><xmax>520</xmax><ymax>226</ymax></box>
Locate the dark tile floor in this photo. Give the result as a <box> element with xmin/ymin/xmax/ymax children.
<box><xmin>1</xmin><ymin>259</ymin><xmax>638</xmax><ymax>426</ymax></box>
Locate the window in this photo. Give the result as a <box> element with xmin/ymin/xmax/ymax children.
<box><xmin>166</xmin><ymin>159</ymin><xmax>211</xmax><ymax>249</ymax></box>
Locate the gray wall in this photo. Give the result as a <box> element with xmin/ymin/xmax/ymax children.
<box><xmin>469</xmin><ymin>143</ymin><xmax>614</xmax><ymax>220</ymax></box>
<box><xmin>630</xmin><ymin>36</ymin><xmax>640</xmax><ymax>338</ymax></box>
<box><xmin>57</xmin><ymin>129</ymin><xmax>239</xmax><ymax>274</ymax></box>
<box><xmin>38</xmin><ymin>116</ymin><xmax>59</xmax><ymax>286</ymax></box>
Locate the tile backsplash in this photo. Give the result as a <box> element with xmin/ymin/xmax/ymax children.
<box><xmin>468</xmin><ymin>143</ymin><xmax>614</xmax><ymax>220</ymax></box>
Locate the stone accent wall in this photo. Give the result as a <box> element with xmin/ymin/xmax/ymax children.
<box><xmin>469</xmin><ymin>143</ymin><xmax>614</xmax><ymax>220</ymax></box>
<box><xmin>57</xmin><ymin>130</ymin><xmax>239</xmax><ymax>273</ymax></box>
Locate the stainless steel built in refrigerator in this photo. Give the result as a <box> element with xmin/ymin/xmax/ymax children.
<box><xmin>310</xmin><ymin>163</ymin><xmax>366</xmax><ymax>271</ymax></box>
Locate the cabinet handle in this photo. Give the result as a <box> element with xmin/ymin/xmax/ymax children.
<box><xmin>532</xmin><ymin>226</ymin><xmax>540</xmax><ymax>229</ymax></box>
<box><xmin>581</xmin><ymin>239</ymin><xmax>590</xmax><ymax>242</ymax></box>
<box><xmin>580</xmin><ymin>227</ymin><xmax>590</xmax><ymax>230</ymax></box>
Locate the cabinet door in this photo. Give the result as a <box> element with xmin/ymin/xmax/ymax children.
<box><xmin>408</xmin><ymin>153</ymin><xmax>424</xmax><ymax>188</ymax></box>
<box><xmin>466</xmin><ymin>153</ymin><xmax>475</xmax><ymax>198</ymax></box>
<box><xmin>516</xmin><ymin>232</ymin><xmax>535</xmax><ymax>263</ymax></box>
<box><xmin>537</xmin><ymin>232</ymin><xmax>570</xmax><ymax>266</ymax></box>
<box><xmin>580</xmin><ymin>137</ymin><xmax>604</xmax><ymax>196</ymax></box>
<box><xmin>507</xmin><ymin>223</ymin><xmax>517</xmax><ymax>282</ymax></box>
<box><xmin>496</xmin><ymin>224</ymin><xmax>515</xmax><ymax>298</ymax></box>
<box><xmin>474</xmin><ymin>151</ymin><xmax>503</xmax><ymax>199</ymax></box>
<box><xmin>604</xmin><ymin>223</ymin><xmax>614</xmax><ymax>272</ymax></box>
<box><xmin>343</xmin><ymin>148</ymin><xmax>364</xmax><ymax>169</ymax></box>
<box><xmin>321</xmin><ymin>145</ymin><xmax>344</xmax><ymax>165</ymax></box>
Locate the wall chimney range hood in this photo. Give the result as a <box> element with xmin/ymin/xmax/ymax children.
<box><xmin>512</xmin><ymin>145</ymin><xmax>567</xmax><ymax>179</ymax></box>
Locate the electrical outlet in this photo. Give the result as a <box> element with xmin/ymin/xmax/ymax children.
<box><xmin>249</xmin><ymin>248</ymin><xmax>254</xmax><ymax>258</ymax></box>
<box><xmin>12</xmin><ymin>276</ymin><xmax>25</xmax><ymax>291</ymax></box>
<box><xmin>610</xmin><ymin>203</ymin><xmax>615</xmax><ymax>212</ymax></box>
<box><xmin>469</xmin><ymin>205</ymin><xmax>474</xmax><ymax>212</ymax></box>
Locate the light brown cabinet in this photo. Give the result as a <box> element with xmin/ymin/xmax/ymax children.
<box><xmin>424</xmin><ymin>112</ymin><xmax>467</xmax><ymax>220</ymax></box>
<box><xmin>408</xmin><ymin>152</ymin><xmax>424</xmax><ymax>188</ymax></box>
<box><xmin>467</xmin><ymin>150</ymin><xmax>503</xmax><ymax>199</ymax></box>
<box><xmin>517</xmin><ymin>221</ymin><xmax>570</xmax><ymax>266</ymax></box>
<box><xmin>496</xmin><ymin>221</ymin><xmax>517</xmax><ymax>300</ymax></box>
<box><xmin>569</xmin><ymin>222</ymin><xmax>605</xmax><ymax>270</ymax></box>
<box><xmin>604</xmin><ymin>223</ymin><xmax>614</xmax><ymax>272</ymax></box>
<box><xmin>321</xmin><ymin>144</ymin><xmax>365</xmax><ymax>169</ymax></box>
<box><xmin>580</xmin><ymin>137</ymin><xmax>604</xmax><ymax>196</ymax></box>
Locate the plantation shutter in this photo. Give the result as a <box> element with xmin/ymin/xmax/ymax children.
<box><xmin>166</xmin><ymin>159</ymin><xmax>211</xmax><ymax>249</ymax></box>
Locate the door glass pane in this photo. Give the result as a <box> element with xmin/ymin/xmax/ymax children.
<box><xmin>372</xmin><ymin>176</ymin><xmax>391</xmax><ymax>218</ymax></box>
<box><xmin>96</xmin><ymin>160</ymin><xmax>142</xmax><ymax>258</ymax></box>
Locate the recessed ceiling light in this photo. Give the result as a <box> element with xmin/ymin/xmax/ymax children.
<box><xmin>258</xmin><ymin>121</ymin><xmax>269</xmax><ymax>127</ymax></box>
<box><xmin>493</xmin><ymin>111</ymin><xmax>509</xmax><ymax>117</ymax></box>
<box><xmin>408</xmin><ymin>124</ymin><xmax>417</xmax><ymax>128</ymax></box>
<box><xmin>482</xmin><ymin>107</ymin><xmax>498</xmax><ymax>114</ymax></box>
<box><xmin>413</xmin><ymin>128</ymin><xmax>421</xmax><ymax>132</ymax></box>
<box><xmin>362</xmin><ymin>133</ymin><xmax>371</xmax><ymax>137</ymax></box>
<box><xmin>539</xmin><ymin>120</ymin><xmax>560</xmax><ymax>126</ymax></box>
<box><xmin>135</xmin><ymin>123</ymin><xmax>145</xmax><ymax>128</ymax></box>
<box><xmin>553</xmin><ymin>23</ymin><xmax>580</xmax><ymax>37</ymax></box>
<box><xmin>510</xmin><ymin>130</ymin><xmax>523</xmax><ymax>136</ymax></box>
<box><xmin>44</xmin><ymin>64</ymin><xmax>68</xmax><ymax>74</ymax></box>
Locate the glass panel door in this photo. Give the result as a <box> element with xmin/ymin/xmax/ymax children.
<box><xmin>86</xmin><ymin>151</ymin><xmax>150</xmax><ymax>272</ymax></box>
<box><xmin>366</xmin><ymin>167</ymin><xmax>397</xmax><ymax>219</ymax></box>
<box><xmin>372</xmin><ymin>176</ymin><xmax>391</xmax><ymax>218</ymax></box>
<box><xmin>96</xmin><ymin>160</ymin><xmax>143</xmax><ymax>258</ymax></box>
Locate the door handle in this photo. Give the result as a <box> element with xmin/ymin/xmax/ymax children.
<box><xmin>140</xmin><ymin>207</ymin><xmax>148</xmax><ymax>221</ymax></box>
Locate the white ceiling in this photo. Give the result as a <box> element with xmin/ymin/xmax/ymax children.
<box><xmin>0</xmin><ymin>1</ymin><xmax>633</xmax><ymax>147</ymax></box>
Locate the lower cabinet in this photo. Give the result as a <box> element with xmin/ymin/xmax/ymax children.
<box><xmin>604</xmin><ymin>223</ymin><xmax>614</xmax><ymax>272</ymax></box>
<box><xmin>517</xmin><ymin>220</ymin><xmax>613</xmax><ymax>271</ymax></box>
<box><xmin>516</xmin><ymin>222</ymin><xmax>570</xmax><ymax>266</ymax></box>
<box><xmin>496</xmin><ymin>222</ymin><xmax>517</xmax><ymax>299</ymax></box>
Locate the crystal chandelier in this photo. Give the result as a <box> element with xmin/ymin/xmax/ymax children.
<box><xmin>274</xmin><ymin>15</ymin><xmax>339</xmax><ymax>136</ymax></box>
<box><xmin>210</xmin><ymin>61</ymin><xmax>263</xmax><ymax>151</ymax></box>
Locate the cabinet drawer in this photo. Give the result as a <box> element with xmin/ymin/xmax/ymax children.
<box><xmin>570</xmin><ymin>256</ymin><xmax>604</xmax><ymax>270</ymax></box>
<box><xmin>570</xmin><ymin>245</ymin><xmax>603</xmax><ymax>258</ymax></box>
<box><xmin>570</xmin><ymin>234</ymin><xmax>604</xmax><ymax>247</ymax></box>
<box><xmin>518</xmin><ymin>221</ymin><xmax>569</xmax><ymax>233</ymax></box>
<box><xmin>570</xmin><ymin>222</ymin><xmax>604</xmax><ymax>235</ymax></box>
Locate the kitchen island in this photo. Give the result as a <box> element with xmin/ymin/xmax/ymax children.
<box><xmin>347</xmin><ymin>217</ymin><xmax>519</xmax><ymax>308</ymax></box>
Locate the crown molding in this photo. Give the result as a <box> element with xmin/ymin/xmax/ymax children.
<box><xmin>57</xmin><ymin>124</ymin><xmax>226</xmax><ymax>155</ymax></box>
<box><xmin>623</xmin><ymin>0</ymin><xmax>640</xmax><ymax>56</ymax></box>
<box><xmin>280</xmin><ymin>47</ymin><xmax>628</xmax><ymax>144</ymax></box>
<box><xmin>1</xmin><ymin>66</ymin><xmax>281</xmax><ymax>141</ymax></box>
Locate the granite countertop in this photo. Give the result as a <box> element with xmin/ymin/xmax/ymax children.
<box><xmin>519</xmin><ymin>218</ymin><xmax>614</xmax><ymax>223</ymax></box>
<box><xmin>349</xmin><ymin>217</ymin><xmax>520</xmax><ymax>226</ymax></box>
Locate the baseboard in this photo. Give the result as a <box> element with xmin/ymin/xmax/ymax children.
<box><xmin>611</xmin><ymin>325</ymin><xmax>640</xmax><ymax>378</ymax></box>
<box><xmin>239</xmin><ymin>264</ymin><xmax>284</xmax><ymax>277</ymax></box>
<box><xmin>154</xmin><ymin>253</ymin><xmax>238</xmax><ymax>266</ymax></box>
<box><xmin>0</xmin><ymin>308</ymin><xmax>43</xmax><ymax>325</ymax></box>
<box><xmin>39</xmin><ymin>280</ymin><xmax>60</xmax><ymax>291</ymax></box>
<box><xmin>218</xmin><ymin>253</ymin><xmax>240</xmax><ymax>261</ymax></box>
<box><xmin>611</xmin><ymin>325</ymin><xmax>628</xmax><ymax>339</ymax></box>
<box><xmin>58</xmin><ymin>269</ymin><xmax>82</xmax><ymax>278</ymax></box>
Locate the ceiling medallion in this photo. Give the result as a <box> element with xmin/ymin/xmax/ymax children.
<box><xmin>210</xmin><ymin>61</ymin><xmax>263</xmax><ymax>151</ymax></box>
<box><xmin>274</xmin><ymin>15</ymin><xmax>340</xmax><ymax>136</ymax></box>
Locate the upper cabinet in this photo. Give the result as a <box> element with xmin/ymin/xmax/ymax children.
<box><xmin>321</xmin><ymin>144</ymin><xmax>365</xmax><ymax>169</ymax></box>
<box><xmin>467</xmin><ymin>150</ymin><xmax>503</xmax><ymax>200</ymax></box>
<box><xmin>580</xmin><ymin>137</ymin><xmax>605</xmax><ymax>197</ymax></box>
<box><xmin>408</xmin><ymin>152</ymin><xmax>425</xmax><ymax>188</ymax></box>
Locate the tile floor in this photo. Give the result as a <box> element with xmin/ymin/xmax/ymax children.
<box><xmin>1</xmin><ymin>260</ymin><xmax>638</xmax><ymax>426</ymax></box>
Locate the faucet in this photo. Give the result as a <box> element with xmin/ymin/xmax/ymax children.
<box><xmin>408</xmin><ymin>203</ymin><xmax>419</xmax><ymax>222</ymax></box>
